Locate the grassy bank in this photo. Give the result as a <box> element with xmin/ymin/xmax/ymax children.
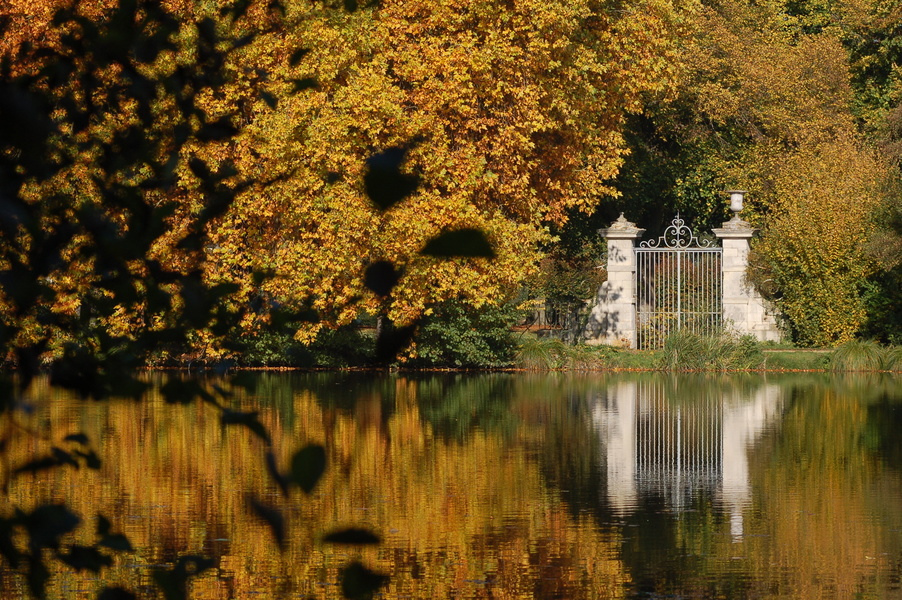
<box><xmin>512</xmin><ymin>333</ymin><xmax>902</xmax><ymax>373</ymax></box>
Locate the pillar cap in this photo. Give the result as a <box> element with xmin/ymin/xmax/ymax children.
<box><xmin>599</xmin><ymin>213</ymin><xmax>646</xmax><ymax>239</ymax></box>
<box><xmin>713</xmin><ymin>218</ymin><xmax>756</xmax><ymax>238</ymax></box>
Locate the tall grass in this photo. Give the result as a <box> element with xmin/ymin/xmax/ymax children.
<box><xmin>656</xmin><ymin>331</ymin><xmax>765</xmax><ymax>371</ymax></box>
<box><xmin>515</xmin><ymin>336</ymin><xmax>567</xmax><ymax>370</ymax></box>
<box><xmin>514</xmin><ymin>335</ymin><xmax>616</xmax><ymax>370</ymax></box>
<box><xmin>883</xmin><ymin>346</ymin><xmax>902</xmax><ymax>372</ymax></box>
<box><xmin>830</xmin><ymin>340</ymin><xmax>902</xmax><ymax>372</ymax></box>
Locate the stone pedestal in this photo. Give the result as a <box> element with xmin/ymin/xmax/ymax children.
<box><xmin>584</xmin><ymin>214</ymin><xmax>645</xmax><ymax>348</ymax></box>
<box><xmin>712</xmin><ymin>218</ymin><xmax>781</xmax><ymax>342</ymax></box>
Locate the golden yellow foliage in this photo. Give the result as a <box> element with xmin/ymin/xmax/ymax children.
<box><xmin>748</xmin><ymin>138</ymin><xmax>886</xmax><ymax>346</ymax></box>
<box><xmin>208</xmin><ymin>0</ymin><xmax>690</xmax><ymax>336</ymax></box>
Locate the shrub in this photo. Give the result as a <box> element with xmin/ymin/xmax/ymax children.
<box><xmin>240</xmin><ymin>324</ymin><xmax>374</xmax><ymax>368</ymax></box>
<box><xmin>411</xmin><ymin>300</ymin><xmax>520</xmax><ymax>368</ymax></box>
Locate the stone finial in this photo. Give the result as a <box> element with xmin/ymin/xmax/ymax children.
<box><xmin>610</xmin><ymin>213</ymin><xmax>634</xmax><ymax>230</ymax></box>
<box><xmin>599</xmin><ymin>213</ymin><xmax>645</xmax><ymax>239</ymax></box>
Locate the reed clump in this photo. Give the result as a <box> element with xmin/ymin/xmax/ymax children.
<box><xmin>656</xmin><ymin>331</ymin><xmax>765</xmax><ymax>371</ymax></box>
<box><xmin>830</xmin><ymin>340</ymin><xmax>902</xmax><ymax>372</ymax></box>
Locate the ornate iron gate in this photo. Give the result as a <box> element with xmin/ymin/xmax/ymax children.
<box><xmin>636</xmin><ymin>216</ymin><xmax>722</xmax><ymax>349</ymax></box>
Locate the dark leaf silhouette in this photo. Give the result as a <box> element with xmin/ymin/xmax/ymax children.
<box><xmin>340</xmin><ymin>561</ymin><xmax>389</xmax><ymax>600</ymax></box>
<box><xmin>291</xmin><ymin>77</ymin><xmax>318</xmax><ymax>92</ymax></box>
<box><xmin>420</xmin><ymin>228</ymin><xmax>495</xmax><ymax>258</ymax></box>
<box><xmin>64</xmin><ymin>433</ymin><xmax>90</xmax><ymax>444</ymax></box>
<box><xmin>248</xmin><ymin>497</ymin><xmax>286</xmax><ymax>549</ymax></box>
<box><xmin>364</xmin><ymin>261</ymin><xmax>400</xmax><ymax>296</ymax></box>
<box><xmin>152</xmin><ymin>555</ymin><xmax>216</xmax><ymax>600</ymax></box>
<box><xmin>220</xmin><ymin>410</ymin><xmax>271</xmax><ymax>444</ymax></box>
<box><xmin>24</xmin><ymin>505</ymin><xmax>80</xmax><ymax>550</ymax></box>
<box><xmin>14</xmin><ymin>456</ymin><xmax>65</xmax><ymax>475</ymax></box>
<box><xmin>196</xmin><ymin>117</ymin><xmax>237</xmax><ymax>141</ymax></box>
<box><xmin>160</xmin><ymin>379</ymin><xmax>217</xmax><ymax>405</ymax></box>
<box><xmin>364</xmin><ymin>147</ymin><xmax>419</xmax><ymax>210</ymax></box>
<box><xmin>289</xmin><ymin>48</ymin><xmax>310</xmax><ymax>66</ymax></box>
<box><xmin>323</xmin><ymin>528</ymin><xmax>381</xmax><ymax>545</ymax></box>
<box><xmin>264</xmin><ymin>450</ymin><xmax>289</xmax><ymax>496</ymax></box>
<box><xmin>289</xmin><ymin>444</ymin><xmax>326</xmax><ymax>493</ymax></box>
<box><xmin>59</xmin><ymin>545</ymin><xmax>112</xmax><ymax>572</ymax></box>
<box><xmin>98</xmin><ymin>587</ymin><xmax>138</xmax><ymax>600</ymax></box>
<box><xmin>375</xmin><ymin>323</ymin><xmax>417</xmax><ymax>363</ymax></box>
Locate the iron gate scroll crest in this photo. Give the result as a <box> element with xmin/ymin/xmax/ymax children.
<box><xmin>636</xmin><ymin>215</ymin><xmax>722</xmax><ymax>349</ymax></box>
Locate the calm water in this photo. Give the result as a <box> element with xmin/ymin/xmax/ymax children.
<box><xmin>3</xmin><ymin>372</ymin><xmax>902</xmax><ymax>599</ymax></box>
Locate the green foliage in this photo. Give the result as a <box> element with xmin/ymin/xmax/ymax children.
<box><xmin>859</xmin><ymin>271</ymin><xmax>902</xmax><ymax>344</ymax></box>
<box><xmin>656</xmin><ymin>331</ymin><xmax>765</xmax><ymax>371</ymax></box>
<box><xmin>239</xmin><ymin>324</ymin><xmax>375</xmax><ymax>367</ymax></box>
<box><xmin>411</xmin><ymin>300</ymin><xmax>519</xmax><ymax>368</ymax></box>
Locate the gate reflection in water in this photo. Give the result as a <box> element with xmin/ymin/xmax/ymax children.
<box><xmin>593</xmin><ymin>378</ymin><xmax>782</xmax><ymax>538</ymax></box>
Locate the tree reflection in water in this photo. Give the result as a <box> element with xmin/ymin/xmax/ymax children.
<box><xmin>3</xmin><ymin>373</ymin><xmax>902</xmax><ymax>599</ymax></box>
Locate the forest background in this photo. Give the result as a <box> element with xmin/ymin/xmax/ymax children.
<box><xmin>2</xmin><ymin>0</ymin><xmax>902</xmax><ymax>370</ymax></box>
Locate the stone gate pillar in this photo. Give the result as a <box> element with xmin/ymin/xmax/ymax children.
<box><xmin>584</xmin><ymin>214</ymin><xmax>645</xmax><ymax>348</ymax></box>
<box><xmin>712</xmin><ymin>192</ymin><xmax>781</xmax><ymax>342</ymax></box>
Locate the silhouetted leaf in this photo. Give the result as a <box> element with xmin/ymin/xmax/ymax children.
<box><xmin>375</xmin><ymin>323</ymin><xmax>417</xmax><ymax>363</ymax></box>
<box><xmin>291</xmin><ymin>78</ymin><xmax>318</xmax><ymax>92</ymax></box>
<box><xmin>340</xmin><ymin>561</ymin><xmax>389</xmax><ymax>600</ymax></box>
<box><xmin>26</xmin><ymin>555</ymin><xmax>50</xmax><ymax>600</ymax></box>
<box><xmin>25</xmin><ymin>504</ymin><xmax>80</xmax><ymax>550</ymax></box>
<box><xmin>153</xmin><ymin>555</ymin><xmax>216</xmax><ymax>600</ymax></box>
<box><xmin>0</xmin><ymin>518</ymin><xmax>21</xmax><ymax>568</ymax></box>
<box><xmin>197</xmin><ymin>117</ymin><xmax>237</xmax><ymax>141</ymax></box>
<box><xmin>74</xmin><ymin>449</ymin><xmax>102</xmax><ymax>470</ymax></box>
<box><xmin>420</xmin><ymin>228</ymin><xmax>495</xmax><ymax>258</ymax></box>
<box><xmin>64</xmin><ymin>433</ymin><xmax>90</xmax><ymax>444</ymax></box>
<box><xmin>14</xmin><ymin>457</ymin><xmax>63</xmax><ymax>475</ymax></box>
<box><xmin>264</xmin><ymin>450</ymin><xmax>289</xmax><ymax>496</ymax></box>
<box><xmin>59</xmin><ymin>545</ymin><xmax>112</xmax><ymax>572</ymax></box>
<box><xmin>51</xmin><ymin>447</ymin><xmax>79</xmax><ymax>468</ymax></box>
<box><xmin>364</xmin><ymin>261</ymin><xmax>400</xmax><ymax>296</ymax></box>
<box><xmin>323</xmin><ymin>528</ymin><xmax>381</xmax><ymax>545</ymax></box>
<box><xmin>160</xmin><ymin>379</ymin><xmax>216</xmax><ymax>405</ymax></box>
<box><xmin>289</xmin><ymin>48</ymin><xmax>310</xmax><ymax>66</ymax></box>
<box><xmin>364</xmin><ymin>147</ymin><xmax>419</xmax><ymax>210</ymax></box>
<box><xmin>248</xmin><ymin>497</ymin><xmax>285</xmax><ymax>549</ymax></box>
<box><xmin>260</xmin><ymin>91</ymin><xmax>277</xmax><ymax>109</ymax></box>
<box><xmin>98</xmin><ymin>587</ymin><xmax>137</xmax><ymax>600</ymax></box>
<box><xmin>220</xmin><ymin>410</ymin><xmax>271</xmax><ymax>444</ymax></box>
<box><xmin>289</xmin><ymin>444</ymin><xmax>326</xmax><ymax>494</ymax></box>
<box><xmin>97</xmin><ymin>515</ymin><xmax>112</xmax><ymax>537</ymax></box>
<box><xmin>98</xmin><ymin>533</ymin><xmax>133</xmax><ymax>552</ymax></box>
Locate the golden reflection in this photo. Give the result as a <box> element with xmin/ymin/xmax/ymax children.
<box><xmin>1</xmin><ymin>375</ymin><xmax>629</xmax><ymax>599</ymax></box>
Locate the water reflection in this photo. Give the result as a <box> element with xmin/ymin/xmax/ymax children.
<box><xmin>1</xmin><ymin>373</ymin><xmax>902</xmax><ymax>599</ymax></box>
<box><xmin>593</xmin><ymin>377</ymin><xmax>783</xmax><ymax>541</ymax></box>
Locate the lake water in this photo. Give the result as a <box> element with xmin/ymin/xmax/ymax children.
<box><xmin>3</xmin><ymin>372</ymin><xmax>902</xmax><ymax>599</ymax></box>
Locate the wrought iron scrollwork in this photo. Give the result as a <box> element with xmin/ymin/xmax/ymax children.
<box><xmin>639</xmin><ymin>214</ymin><xmax>717</xmax><ymax>249</ymax></box>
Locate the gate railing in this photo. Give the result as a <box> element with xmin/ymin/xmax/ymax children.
<box><xmin>636</xmin><ymin>216</ymin><xmax>722</xmax><ymax>349</ymax></box>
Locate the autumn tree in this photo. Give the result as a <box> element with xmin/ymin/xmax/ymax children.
<box><xmin>612</xmin><ymin>0</ymin><xmax>895</xmax><ymax>345</ymax></box>
<box><xmin>202</xmin><ymin>0</ymin><xmax>690</xmax><ymax>343</ymax></box>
